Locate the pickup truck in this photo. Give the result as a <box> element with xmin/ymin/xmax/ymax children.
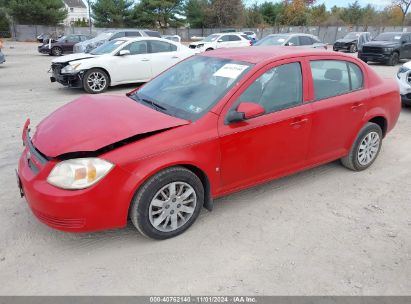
<box><xmin>358</xmin><ymin>32</ymin><xmax>411</xmax><ymax>66</ymax></box>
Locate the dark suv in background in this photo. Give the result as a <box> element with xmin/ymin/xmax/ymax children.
<box><xmin>38</xmin><ymin>34</ymin><xmax>91</xmax><ymax>56</ymax></box>
<box><xmin>358</xmin><ymin>32</ymin><xmax>411</xmax><ymax>65</ymax></box>
<box><xmin>73</xmin><ymin>29</ymin><xmax>161</xmax><ymax>53</ymax></box>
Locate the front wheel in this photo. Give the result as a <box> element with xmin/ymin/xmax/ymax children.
<box><xmin>388</xmin><ymin>52</ymin><xmax>399</xmax><ymax>66</ymax></box>
<box><xmin>130</xmin><ymin>167</ymin><xmax>204</xmax><ymax>240</ymax></box>
<box><xmin>341</xmin><ymin>122</ymin><xmax>383</xmax><ymax>171</ymax></box>
<box><xmin>82</xmin><ymin>68</ymin><xmax>109</xmax><ymax>94</ymax></box>
<box><xmin>350</xmin><ymin>44</ymin><xmax>357</xmax><ymax>53</ymax></box>
<box><xmin>51</xmin><ymin>47</ymin><xmax>62</xmax><ymax>56</ymax></box>
<box><xmin>205</xmin><ymin>48</ymin><xmax>214</xmax><ymax>51</ymax></box>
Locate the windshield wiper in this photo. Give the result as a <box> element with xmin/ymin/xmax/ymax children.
<box><xmin>141</xmin><ymin>98</ymin><xmax>168</xmax><ymax>112</ymax></box>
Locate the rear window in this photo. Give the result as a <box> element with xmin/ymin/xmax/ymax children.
<box><xmin>144</xmin><ymin>31</ymin><xmax>161</xmax><ymax>38</ymax></box>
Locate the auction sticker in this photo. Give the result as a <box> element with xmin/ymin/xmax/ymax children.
<box><xmin>213</xmin><ymin>64</ymin><xmax>248</xmax><ymax>79</ymax></box>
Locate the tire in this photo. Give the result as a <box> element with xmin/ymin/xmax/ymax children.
<box><xmin>388</xmin><ymin>52</ymin><xmax>399</xmax><ymax>66</ymax></box>
<box><xmin>341</xmin><ymin>122</ymin><xmax>383</xmax><ymax>171</ymax></box>
<box><xmin>205</xmin><ymin>48</ymin><xmax>214</xmax><ymax>51</ymax></box>
<box><xmin>130</xmin><ymin>166</ymin><xmax>204</xmax><ymax>240</ymax></box>
<box><xmin>349</xmin><ymin>44</ymin><xmax>357</xmax><ymax>53</ymax></box>
<box><xmin>82</xmin><ymin>68</ymin><xmax>109</xmax><ymax>94</ymax></box>
<box><xmin>51</xmin><ymin>47</ymin><xmax>62</xmax><ymax>56</ymax></box>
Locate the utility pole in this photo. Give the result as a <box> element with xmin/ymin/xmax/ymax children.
<box><xmin>88</xmin><ymin>0</ymin><xmax>92</xmax><ymax>35</ymax></box>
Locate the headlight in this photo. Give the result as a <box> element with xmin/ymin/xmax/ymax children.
<box><xmin>397</xmin><ymin>66</ymin><xmax>410</xmax><ymax>79</ymax></box>
<box><xmin>383</xmin><ymin>47</ymin><xmax>394</xmax><ymax>53</ymax></box>
<box><xmin>47</xmin><ymin>158</ymin><xmax>114</xmax><ymax>190</ymax></box>
<box><xmin>61</xmin><ymin>63</ymin><xmax>81</xmax><ymax>74</ymax></box>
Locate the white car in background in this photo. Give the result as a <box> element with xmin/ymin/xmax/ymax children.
<box><xmin>188</xmin><ymin>32</ymin><xmax>251</xmax><ymax>51</ymax></box>
<box><xmin>396</xmin><ymin>63</ymin><xmax>411</xmax><ymax>106</ymax></box>
<box><xmin>50</xmin><ymin>37</ymin><xmax>195</xmax><ymax>94</ymax></box>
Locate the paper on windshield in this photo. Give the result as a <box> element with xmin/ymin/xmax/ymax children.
<box><xmin>395</xmin><ymin>36</ymin><xmax>401</xmax><ymax>40</ymax></box>
<box><xmin>278</xmin><ymin>38</ymin><xmax>285</xmax><ymax>42</ymax></box>
<box><xmin>213</xmin><ymin>64</ymin><xmax>248</xmax><ymax>79</ymax></box>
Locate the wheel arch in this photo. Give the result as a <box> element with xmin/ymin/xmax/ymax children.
<box><xmin>368</xmin><ymin>115</ymin><xmax>387</xmax><ymax>137</ymax></box>
<box><xmin>126</xmin><ymin>163</ymin><xmax>214</xmax><ymax>223</ymax></box>
<box><xmin>84</xmin><ymin>67</ymin><xmax>112</xmax><ymax>86</ymax></box>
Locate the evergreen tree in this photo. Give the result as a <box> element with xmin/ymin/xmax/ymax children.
<box><xmin>8</xmin><ymin>0</ymin><xmax>67</xmax><ymax>25</ymax></box>
<box><xmin>92</xmin><ymin>0</ymin><xmax>134</xmax><ymax>28</ymax></box>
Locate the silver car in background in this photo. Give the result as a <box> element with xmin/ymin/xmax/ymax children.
<box><xmin>254</xmin><ymin>33</ymin><xmax>327</xmax><ymax>49</ymax></box>
<box><xmin>73</xmin><ymin>29</ymin><xmax>161</xmax><ymax>53</ymax></box>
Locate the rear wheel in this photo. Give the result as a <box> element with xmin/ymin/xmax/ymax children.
<box><xmin>205</xmin><ymin>48</ymin><xmax>214</xmax><ymax>51</ymax></box>
<box><xmin>388</xmin><ymin>52</ymin><xmax>399</xmax><ymax>66</ymax></box>
<box><xmin>130</xmin><ymin>167</ymin><xmax>204</xmax><ymax>240</ymax></box>
<box><xmin>82</xmin><ymin>68</ymin><xmax>109</xmax><ymax>94</ymax></box>
<box><xmin>341</xmin><ymin>122</ymin><xmax>383</xmax><ymax>171</ymax></box>
<box><xmin>51</xmin><ymin>47</ymin><xmax>62</xmax><ymax>56</ymax></box>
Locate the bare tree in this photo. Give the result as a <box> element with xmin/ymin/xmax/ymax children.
<box><xmin>393</xmin><ymin>0</ymin><xmax>411</xmax><ymax>24</ymax></box>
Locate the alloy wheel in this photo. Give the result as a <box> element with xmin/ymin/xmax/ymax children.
<box><xmin>87</xmin><ymin>72</ymin><xmax>107</xmax><ymax>93</ymax></box>
<box><xmin>149</xmin><ymin>182</ymin><xmax>197</xmax><ymax>232</ymax></box>
<box><xmin>357</xmin><ymin>131</ymin><xmax>380</xmax><ymax>166</ymax></box>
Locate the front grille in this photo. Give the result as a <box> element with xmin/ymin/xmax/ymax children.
<box><xmin>334</xmin><ymin>42</ymin><xmax>343</xmax><ymax>47</ymax></box>
<box><xmin>189</xmin><ymin>45</ymin><xmax>196</xmax><ymax>49</ymax></box>
<box><xmin>32</xmin><ymin>209</ymin><xmax>85</xmax><ymax>229</ymax></box>
<box><xmin>362</xmin><ymin>46</ymin><xmax>383</xmax><ymax>53</ymax></box>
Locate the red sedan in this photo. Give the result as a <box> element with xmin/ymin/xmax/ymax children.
<box><xmin>17</xmin><ymin>47</ymin><xmax>401</xmax><ymax>239</ymax></box>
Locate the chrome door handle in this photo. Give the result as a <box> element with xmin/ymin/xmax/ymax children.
<box><xmin>171</xmin><ymin>56</ymin><xmax>179</xmax><ymax>59</ymax></box>
<box><xmin>141</xmin><ymin>58</ymin><xmax>150</xmax><ymax>61</ymax></box>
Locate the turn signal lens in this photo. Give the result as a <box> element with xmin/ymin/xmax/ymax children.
<box><xmin>47</xmin><ymin>158</ymin><xmax>114</xmax><ymax>189</ymax></box>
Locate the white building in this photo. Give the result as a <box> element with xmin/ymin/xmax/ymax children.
<box><xmin>63</xmin><ymin>0</ymin><xmax>89</xmax><ymax>26</ymax></box>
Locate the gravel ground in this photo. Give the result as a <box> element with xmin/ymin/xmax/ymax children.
<box><xmin>0</xmin><ymin>42</ymin><xmax>410</xmax><ymax>296</ymax></box>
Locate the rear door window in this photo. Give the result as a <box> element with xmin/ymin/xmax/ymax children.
<box><xmin>149</xmin><ymin>40</ymin><xmax>177</xmax><ymax>53</ymax></box>
<box><xmin>228</xmin><ymin>35</ymin><xmax>241</xmax><ymax>41</ymax></box>
<box><xmin>310</xmin><ymin>60</ymin><xmax>363</xmax><ymax>100</ymax></box>
<box><xmin>300</xmin><ymin>36</ymin><xmax>313</xmax><ymax>45</ymax></box>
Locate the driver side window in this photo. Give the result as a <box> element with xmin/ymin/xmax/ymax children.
<box><xmin>122</xmin><ymin>41</ymin><xmax>148</xmax><ymax>55</ymax></box>
<box><xmin>235</xmin><ymin>62</ymin><xmax>303</xmax><ymax>114</ymax></box>
<box><xmin>287</xmin><ymin>36</ymin><xmax>300</xmax><ymax>46</ymax></box>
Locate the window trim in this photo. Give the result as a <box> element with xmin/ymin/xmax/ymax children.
<box><xmin>224</xmin><ymin>61</ymin><xmax>305</xmax><ymax>124</ymax></box>
<box><xmin>309</xmin><ymin>59</ymin><xmax>365</xmax><ymax>102</ymax></box>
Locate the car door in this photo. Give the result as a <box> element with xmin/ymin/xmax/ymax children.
<box><xmin>109</xmin><ymin>40</ymin><xmax>151</xmax><ymax>83</ymax></box>
<box><xmin>216</xmin><ymin>35</ymin><xmax>231</xmax><ymax>49</ymax></box>
<box><xmin>306</xmin><ymin>58</ymin><xmax>368</xmax><ymax>164</ymax></box>
<box><xmin>146</xmin><ymin>40</ymin><xmax>180</xmax><ymax>77</ymax></box>
<box><xmin>228</xmin><ymin>34</ymin><xmax>243</xmax><ymax>47</ymax></box>
<box><xmin>63</xmin><ymin>35</ymin><xmax>80</xmax><ymax>52</ymax></box>
<box><xmin>218</xmin><ymin>60</ymin><xmax>312</xmax><ymax>193</ymax></box>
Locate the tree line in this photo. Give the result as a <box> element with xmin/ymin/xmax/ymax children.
<box><xmin>1</xmin><ymin>0</ymin><xmax>411</xmax><ymax>33</ymax></box>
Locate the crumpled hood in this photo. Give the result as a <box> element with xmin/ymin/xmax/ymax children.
<box><xmin>52</xmin><ymin>53</ymin><xmax>96</xmax><ymax>63</ymax></box>
<box><xmin>31</xmin><ymin>95</ymin><xmax>190</xmax><ymax>157</ymax></box>
<box><xmin>364</xmin><ymin>41</ymin><xmax>399</xmax><ymax>47</ymax></box>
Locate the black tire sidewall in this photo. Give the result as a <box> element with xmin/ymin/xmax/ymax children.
<box><xmin>131</xmin><ymin>167</ymin><xmax>204</xmax><ymax>240</ymax></box>
<box><xmin>350</xmin><ymin>44</ymin><xmax>357</xmax><ymax>53</ymax></box>
<box><xmin>389</xmin><ymin>53</ymin><xmax>399</xmax><ymax>66</ymax></box>
<box><xmin>351</xmin><ymin>123</ymin><xmax>383</xmax><ymax>171</ymax></box>
<box><xmin>83</xmin><ymin>68</ymin><xmax>109</xmax><ymax>94</ymax></box>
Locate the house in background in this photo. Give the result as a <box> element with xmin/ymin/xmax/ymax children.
<box><xmin>62</xmin><ymin>0</ymin><xmax>89</xmax><ymax>26</ymax></box>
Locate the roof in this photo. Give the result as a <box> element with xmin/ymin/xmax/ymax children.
<box><xmin>200</xmin><ymin>46</ymin><xmax>341</xmax><ymax>64</ymax></box>
<box><xmin>63</xmin><ymin>0</ymin><xmax>87</xmax><ymax>8</ymax></box>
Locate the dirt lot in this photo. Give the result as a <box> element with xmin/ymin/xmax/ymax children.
<box><xmin>0</xmin><ymin>42</ymin><xmax>410</xmax><ymax>295</ymax></box>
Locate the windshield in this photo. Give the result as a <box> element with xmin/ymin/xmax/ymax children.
<box><xmin>90</xmin><ymin>40</ymin><xmax>126</xmax><ymax>55</ymax></box>
<box><xmin>344</xmin><ymin>32</ymin><xmax>360</xmax><ymax>39</ymax></box>
<box><xmin>129</xmin><ymin>56</ymin><xmax>253</xmax><ymax>121</ymax></box>
<box><xmin>57</xmin><ymin>35</ymin><xmax>67</xmax><ymax>42</ymax></box>
<box><xmin>203</xmin><ymin>34</ymin><xmax>220</xmax><ymax>42</ymax></box>
<box><xmin>254</xmin><ymin>35</ymin><xmax>289</xmax><ymax>46</ymax></box>
<box><xmin>94</xmin><ymin>32</ymin><xmax>113</xmax><ymax>40</ymax></box>
<box><xmin>373</xmin><ymin>33</ymin><xmax>402</xmax><ymax>41</ymax></box>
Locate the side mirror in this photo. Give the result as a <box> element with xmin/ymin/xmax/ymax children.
<box><xmin>217</xmin><ymin>39</ymin><xmax>223</xmax><ymax>43</ymax></box>
<box><xmin>119</xmin><ymin>50</ymin><xmax>130</xmax><ymax>56</ymax></box>
<box><xmin>226</xmin><ymin>102</ymin><xmax>265</xmax><ymax>124</ymax></box>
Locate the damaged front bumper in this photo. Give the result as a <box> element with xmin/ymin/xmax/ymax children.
<box><xmin>50</xmin><ymin>64</ymin><xmax>84</xmax><ymax>88</ymax></box>
<box><xmin>396</xmin><ymin>73</ymin><xmax>411</xmax><ymax>106</ymax></box>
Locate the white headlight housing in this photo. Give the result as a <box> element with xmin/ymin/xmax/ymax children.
<box><xmin>47</xmin><ymin>158</ymin><xmax>114</xmax><ymax>190</ymax></box>
<box><xmin>61</xmin><ymin>63</ymin><xmax>81</xmax><ymax>74</ymax></box>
